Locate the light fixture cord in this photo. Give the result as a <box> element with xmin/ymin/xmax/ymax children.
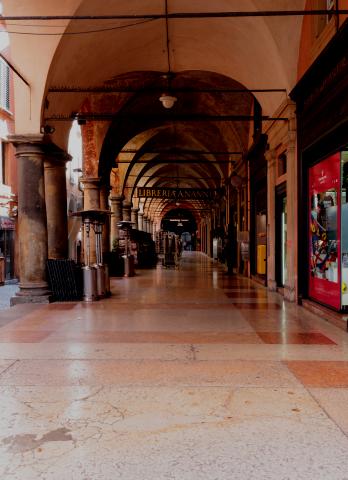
<box><xmin>165</xmin><ymin>0</ymin><xmax>171</xmax><ymax>78</ymax></box>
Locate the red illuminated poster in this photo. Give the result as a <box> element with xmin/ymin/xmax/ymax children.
<box><xmin>308</xmin><ymin>153</ymin><xmax>341</xmax><ymax>310</ymax></box>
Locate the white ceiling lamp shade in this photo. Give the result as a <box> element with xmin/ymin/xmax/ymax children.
<box><xmin>159</xmin><ymin>93</ymin><xmax>177</xmax><ymax>109</ymax></box>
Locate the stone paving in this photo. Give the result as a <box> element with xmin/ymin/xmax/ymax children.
<box><xmin>0</xmin><ymin>284</ymin><xmax>18</xmax><ymax>311</ymax></box>
<box><xmin>0</xmin><ymin>253</ymin><xmax>348</xmax><ymax>479</ymax></box>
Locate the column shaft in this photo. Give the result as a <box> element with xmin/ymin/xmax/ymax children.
<box><xmin>131</xmin><ymin>208</ymin><xmax>139</xmax><ymax>229</ymax></box>
<box><xmin>138</xmin><ymin>212</ymin><xmax>144</xmax><ymax>231</ymax></box>
<box><xmin>100</xmin><ymin>185</ymin><xmax>110</xmax><ymax>256</ymax></box>
<box><xmin>81</xmin><ymin>177</ymin><xmax>100</xmax><ymax>264</ymax></box>
<box><xmin>284</xmin><ymin>125</ymin><xmax>298</xmax><ymax>302</ymax></box>
<box><xmin>110</xmin><ymin>196</ymin><xmax>123</xmax><ymax>248</ymax></box>
<box><xmin>266</xmin><ymin>148</ymin><xmax>277</xmax><ymax>292</ymax></box>
<box><xmin>44</xmin><ymin>148</ymin><xmax>70</xmax><ymax>259</ymax></box>
<box><xmin>122</xmin><ymin>201</ymin><xmax>132</xmax><ymax>222</ymax></box>
<box><xmin>9</xmin><ymin>135</ymin><xmax>50</xmax><ymax>304</ymax></box>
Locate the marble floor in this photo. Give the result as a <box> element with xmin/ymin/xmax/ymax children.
<box><xmin>1</xmin><ymin>252</ymin><xmax>348</xmax><ymax>479</ymax></box>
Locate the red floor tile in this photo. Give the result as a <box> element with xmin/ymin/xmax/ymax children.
<box><xmin>225</xmin><ymin>292</ymin><xmax>268</xmax><ymax>298</ymax></box>
<box><xmin>285</xmin><ymin>361</ymin><xmax>348</xmax><ymax>387</ymax></box>
<box><xmin>0</xmin><ymin>330</ymin><xmax>53</xmax><ymax>343</ymax></box>
<box><xmin>257</xmin><ymin>332</ymin><xmax>336</xmax><ymax>345</ymax></box>
<box><xmin>44</xmin><ymin>331</ymin><xmax>263</xmax><ymax>344</ymax></box>
<box><xmin>230</xmin><ymin>302</ymin><xmax>282</xmax><ymax>310</ymax></box>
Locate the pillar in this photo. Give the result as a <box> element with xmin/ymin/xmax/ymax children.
<box><xmin>207</xmin><ymin>217</ymin><xmax>213</xmax><ymax>257</ymax></box>
<box><xmin>110</xmin><ymin>196</ymin><xmax>123</xmax><ymax>248</ymax></box>
<box><xmin>100</xmin><ymin>185</ymin><xmax>110</xmax><ymax>257</ymax></box>
<box><xmin>9</xmin><ymin>135</ymin><xmax>50</xmax><ymax>304</ymax></box>
<box><xmin>44</xmin><ymin>145</ymin><xmax>71</xmax><ymax>259</ymax></box>
<box><xmin>138</xmin><ymin>211</ymin><xmax>144</xmax><ymax>231</ymax></box>
<box><xmin>81</xmin><ymin>177</ymin><xmax>100</xmax><ymax>264</ymax></box>
<box><xmin>131</xmin><ymin>208</ymin><xmax>139</xmax><ymax>229</ymax></box>
<box><xmin>266</xmin><ymin>148</ymin><xmax>277</xmax><ymax>292</ymax></box>
<box><xmin>122</xmin><ymin>201</ymin><xmax>132</xmax><ymax>222</ymax></box>
<box><xmin>284</xmin><ymin>114</ymin><xmax>298</xmax><ymax>302</ymax></box>
<box><xmin>144</xmin><ymin>216</ymin><xmax>150</xmax><ymax>233</ymax></box>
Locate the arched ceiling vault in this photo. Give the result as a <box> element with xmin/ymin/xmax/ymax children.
<box><xmin>2</xmin><ymin>0</ymin><xmax>305</xmax><ymax>225</ymax></box>
<box><xmin>3</xmin><ymin>0</ymin><xmax>304</xmax><ymax>136</ymax></box>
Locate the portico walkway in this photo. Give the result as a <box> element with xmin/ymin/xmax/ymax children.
<box><xmin>0</xmin><ymin>252</ymin><xmax>348</xmax><ymax>479</ymax></box>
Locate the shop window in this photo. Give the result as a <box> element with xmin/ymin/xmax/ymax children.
<box><xmin>341</xmin><ymin>150</ymin><xmax>348</xmax><ymax>307</ymax></box>
<box><xmin>308</xmin><ymin>153</ymin><xmax>341</xmax><ymax>310</ymax></box>
<box><xmin>0</xmin><ymin>59</ymin><xmax>10</xmax><ymax>112</ymax></box>
<box><xmin>278</xmin><ymin>152</ymin><xmax>287</xmax><ymax>177</ymax></box>
<box><xmin>310</xmin><ymin>189</ymin><xmax>338</xmax><ymax>282</ymax></box>
<box><xmin>275</xmin><ymin>183</ymin><xmax>287</xmax><ymax>288</ymax></box>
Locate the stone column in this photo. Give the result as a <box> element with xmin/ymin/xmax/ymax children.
<box><xmin>266</xmin><ymin>148</ymin><xmax>277</xmax><ymax>292</ymax></box>
<box><xmin>110</xmin><ymin>196</ymin><xmax>123</xmax><ymax>248</ymax></box>
<box><xmin>81</xmin><ymin>177</ymin><xmax>100</xmax><ymax>264</ymax></box>
<box><xmin>44</xmin><ymin>145</ymin><xmax>71</xmax><ymax>259</ymax></box>
<box><xmin>122</xmin><ymin>201</ymin><xmax>132</xmax><ymax>222</ymax></box>
<box><xmin>284</xmin><ymin>114</ymin><xmax>298</xmax><ymax>302</ymax></box>
<box><xmin>131</xmin><ymin>208</ymin><xmax>139</xmax><ymax>229</ymax></box>
<box><xmin>138</xmin><ymin>212</ymin><xmax>144</xmax><ymax>231</ymax></box>
<box><xmin>149</xmin><ymin>220</ymin><xmax>154</xmax><ymax>238</ymax></box>
<box><xmin>9</xmin><ymin>135</ymin><xmax>50</xmax><ymax>304</ymax></box>
<box><xmin>100</xmin><ymin>185</ymin><xmax>110</xmax><ymax>257</ymax></box>
<box><xmin>207</xmin><ymin>217</ymin><xmax>213</xmax><ymax>257</ymax></box>
<box><xmin>144</xmin><ymin>216</ymin><xmax>149</xmax><ymax>233</ymax></box>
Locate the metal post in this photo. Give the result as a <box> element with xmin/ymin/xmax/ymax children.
<box><xmin>93</xmin><ymin>220</ymin><xmax>106</xmax><ymax>298</ymax></box>
<box><xmin>82</xmin><ymin>217</ymin><xmax>98</xmax><ymax>302</ymax></box>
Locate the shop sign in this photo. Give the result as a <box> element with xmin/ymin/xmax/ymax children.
<box><xmin>137</xmin><ymin>187</ymin><xmax>219</xmax><ymax>200</ymax></box>
<box><xmin>0</xmin><ymin>216</ymin><xmax>15</xmax><ymax>230</ymax></box>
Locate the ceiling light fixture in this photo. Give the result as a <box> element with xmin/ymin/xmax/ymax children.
<box><xmin>159</xmin><ymin>1</ymin><xmax>177</xmax><ymax>109</ymax></box>
<box><xmin>159</xmin><ymin>93</ymin><xmax>177</xmax><ymax>109</ymax></box>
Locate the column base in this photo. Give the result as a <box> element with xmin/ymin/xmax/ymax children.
<box><xmin>267</xmin><ymin>279</ymin><xmax>277</xmax><ymax>292</ymax></box>
<box><xmin>284</xmin><ymin>284</ymin><xmax>296</xmax><ymax>302</ymax></box>
<box><xmin>11</xmin><ymin>284</ymin><xmax>53</xmax><ymax>306</ymax></box>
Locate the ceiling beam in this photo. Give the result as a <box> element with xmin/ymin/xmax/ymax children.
<box><xmin>2</xmin><ymin>10</ymin><xmax>345</xmax><ymax>21</ymax></box>
<box><xmin>116</xmin><ymin>159</ymin><xmax>237</xmax><ymax>164</ymax></box>
<box><xmin>119</xmin><ymin>149</ymin><xmax>243</xmax><ymax>155</ymax></box>
<box><xmin>48</xmin><ymin>87</ymin><xmax>286</xmax><ymax>94</ymax></box>
<box><xmin>46</xmin><ymin>114</ymin><xmax>288</xmax><ymax>122</ymax></box>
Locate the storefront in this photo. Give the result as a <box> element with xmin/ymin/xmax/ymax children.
<box><xmin>275</xmin><ymin>182</ymin><xmax>287</xmax><ymax>289</ymax></box>
<box><xmin>0</xmin><ymin>215</ymin><xmax>15</xmax><ymax>280</ymax></box>
<box><xmin>291</xmin><ymin>20</ymin><xmax>348</xmax><ymax>312</ymax></box>
<box><xmin>248</xmin><ymin>133</ymin><xmax>268</xmax><ymax>283</ymax></box>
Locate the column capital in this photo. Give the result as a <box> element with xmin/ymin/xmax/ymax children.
<box><xmin>122</xmin><ymin>200</ymin><xmax>132</xmax><ymax>209</ymax></box>
<box><xmin>131</xmin><ymin>207</ymin><xmax>139</xmax><ymax>213</ymax></box>
<box><xmin>44</xmin><ymin>145</ymin><xmax>72</xmax><ymax>169</ymax></box>
<box><xmin>110</xmin><ymin>195</ymin><xmax>123</xmax><ymax>203</ymax></box>
<box><xmin>80</xmin><ymin>177</ymin><xmax>101</xmax><ymax>189</ymax></box>
<box><xmin>138</xmin><ymin>211</ymin><xmax>144</xmax><ymax>217</ymax></box>
<box><xmin>8</xmin><ymin>133</ymin><xmax>44</xmax><ymax>145</ymax></box>
<box><xmin>8</xmin><ymin>134</ymin><xmax>45</xmax><ymax>159</ymax></box>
